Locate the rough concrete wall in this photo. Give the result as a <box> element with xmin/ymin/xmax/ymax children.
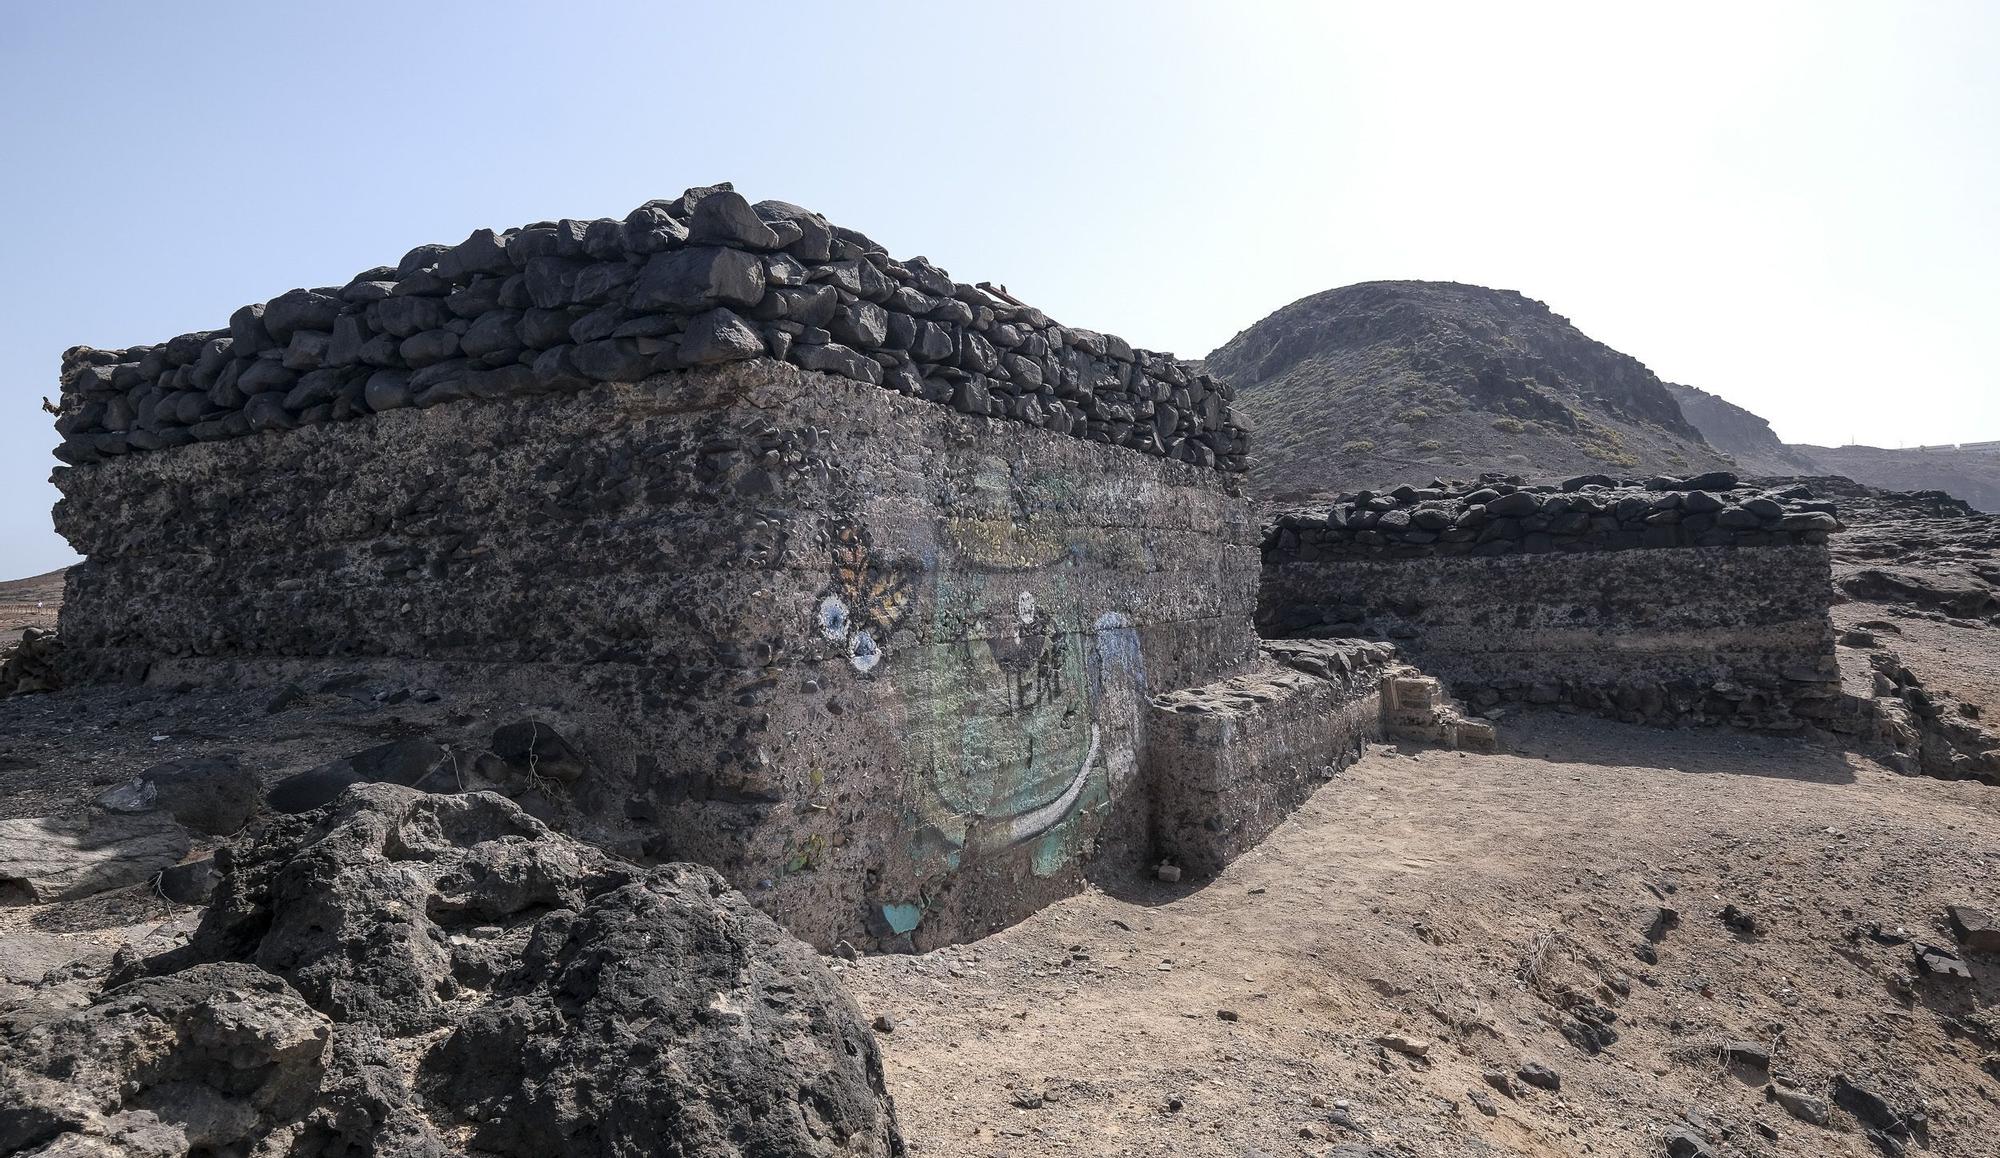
<box><xmin>1259</xmin><ymin>545</ymin><xmax>1841</xmax><ymax>730</ymax></box>
<box><xmin>53</xmin><ymin>360</ymin><xmax>1259</xmax><ymax>949</ymax></box>
<box><xmin>1145</xmin><ymin>641</ymin><xmax>1393</xmax><ymax>877</ymax></box>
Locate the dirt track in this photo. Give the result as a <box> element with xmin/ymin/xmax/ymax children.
<box><xmin>844</xmin><ymin>713</ymin><xmax>2000</xmax><ymax>1157</ymax></box>
<box><xmin>0</xmin><ymin>569</ymin><xmax>62</xmax><ymax>642</ymax></box>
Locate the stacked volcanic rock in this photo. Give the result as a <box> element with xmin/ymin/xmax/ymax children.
<box><xmin>1265</xmin><ymin>471</ymin><xmax>1843</xmax><ymax>562</ymax></box>
<box><xmin>0</xmin><ymin>628</ymin><xmax>60</xmax><ymax>696</ymax></box>
<box><xmin>50</xmin><ymin>184</ymin><xmax>1247</xmax><ymax>472</ymax></box>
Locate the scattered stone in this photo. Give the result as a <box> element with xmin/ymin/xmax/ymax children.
<box><xmin>486</xmin><ymin>719</ymin><xmax>589</xmax><ymax>783</ymax></box>
<box><xmin>1833</xmin><ymin>1074</ymin><xmax>1909</xmax><ymax>1138</ymax></box>
<box><xmin>1517</xmin><ymin>1062</ymin><xmax>1561</xmax><ymax>1091</ymax></box>
<box><xmin>1913</xmin><ymin>943</ymin><xmax>1974</xmax><ymax>979</ymax></box>
<box><xmin>1155</xmin><ymin>862</ymin><xmax>1182</xmax><ymax>883</ymax></box>
<box><xmin>266</xmin><ymin>737</ymin><xmax>454</xmax><ymax>813</ymax></box>
<box><xmin>1468</xmin><ymin>1089</ymin><xmax>1498</xmax><ymax>1117</ymax></box>
<box><xmin>1947</xmin><ymin>904</ymin><xmax>2000</xmax><ymax>952</ymax></box>
<box><xmin>95</xmin><ymin>753</ymin><xmax>259</xmax><ymax>835</ymax></box>
<box><xmin>1767</xmin><ymin>1082</ymin><xmax>1831</xmax><ymax>1127</ymax></box>
<box><xmin>264</xmin><ymin>682</ymin><xmax>307</xmax><ymax>713</ymax></box>
<box><xmin>1644</xmin><ymin>905</ymin><xmax>1680</xmax><ymax>942</ymax></box>
<box><xmin>1663</xmin><ymin>1128</ymin><xmax>1716</xmax><ymax>1158</ymax></box>
<box><xmin>1720</xmin><ymin>903</ymin><xmax>1762</xmax><ymax>936</ymax></box>
<box><xmin>1374</xmin><ymin>1033</ymin><xmax>1430</xmax><ymax>1058</ymax></box>
<box><xmin>0</xmin><ymin>628</ymin><xmax>61</xmax><ymax>696</ymax></box>
<box><xmin>872</xmin><ymin>1013</ymin><xmax>895</xmax><ymax>1034</ymax></box>
<box><xmin>1217</xmin><ymin>1009</ymin><xmax>1240</xmax><ymax>1022</ymax></box>
<box><xmin>1482</xmin><ymin>1068</ymin><xmax>1516</xmax><ymax>1098</ymax></box>
<box><xmin>1722</xmin><ymin>1041</ymin><xmax>1772</xmax><ymax>1070</ymax></box>
<box><xmin>1866</xmin><ymin>922</ymin><xmax>1913</xmax><ymax>946</ymax></box>
<box><xmin>1558</xmin><ymin>1002</ymin><xmax>1621</xmax><ymax>1053</ymax></box>
<box><xmin>0</xmin><ymin>812</ymin><xmax>191</xmax><ymax>905</ymax></box>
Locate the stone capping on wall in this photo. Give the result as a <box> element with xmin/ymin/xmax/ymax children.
<box><xmin>1264</xmin><ymin>471</ymin><xmax>1844</xmax><ymax>562</ymax></box>
<box><xmin>50</xmin><ymin>184</ymin><xmax>1249</xmax><ymax>473</ymax></box>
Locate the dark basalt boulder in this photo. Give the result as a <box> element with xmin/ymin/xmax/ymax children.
<box><xmin>0</xmin><ymin>785</ymin><xmax>904</xmax><ymax>1157</ymax></box>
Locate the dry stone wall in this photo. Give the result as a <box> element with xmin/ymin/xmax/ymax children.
<box><xmin>1145</xmin><ymin>640</ymin><xmax>1394</xmax><ymax>876</ymax></box>
<box><xmin>1261</xmin><ymin>473</ymin><xmax>1845</xmax><ymax>730</ymax></box>
<box><xmin>53</xmin><ymin>359</ymin><xmax>1259</xmax><ymax>950</ymax></box>
<box><xmin>50</xmin><ymin>184</ymin><xmax>1248</xmax><ymax>473</ymax></box>
<box><xmin>1266</xmin><ymin>471</ymin><xmax>1841</xmax><ymax>561</ymax></box>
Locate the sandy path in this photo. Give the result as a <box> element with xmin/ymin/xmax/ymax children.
<box><xmin>844</xmin><ymin>714</ymin><xmax>2000</xmax><ymax>1157</ymax></box>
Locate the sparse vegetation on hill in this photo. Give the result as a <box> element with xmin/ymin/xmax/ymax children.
<box><xmin>1204</xmin><ymin>281</ymin><xmax>1735</xmax><ymax>499</ymax></box>
<box><xmin>1663</xmin><ymin>382</ymin><xmax>1823</xmax><ymax>477</ymax></box>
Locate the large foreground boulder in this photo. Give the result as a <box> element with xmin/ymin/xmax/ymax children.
<box><xmin>0</xmin><ymin>785</ymin><xmax>905</xmax><ymax>1157</ymax></box>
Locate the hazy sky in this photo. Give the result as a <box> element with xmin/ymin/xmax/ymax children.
<box><xmin>3</xmin><ymin>1</ymin><xmax>1995</xmax><ymax>577</ymax></box>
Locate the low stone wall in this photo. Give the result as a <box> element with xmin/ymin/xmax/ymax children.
<box><xmin>50</xmin><ymin>184</ymin><xmax>1247</xmax><ymax>473</ymax></box>
<box><xmin>1267</xmin><ymin>472</ymin><xmax>1840</xmax><ymax>560</ymax></box>
<box><xmin>1145</xmin><ymin>641</ymin><xmax>1395</xmax><ymax>876</ymax></box>
<box><xmin>54</xmin><ymin>359</ymin><xmax>1259</xmax><ymax>950</ymax></box>
<box><xmin>1264</xmin><ymin>472</ymin><xmax>1840</xmax><ymax>724</ymax></box>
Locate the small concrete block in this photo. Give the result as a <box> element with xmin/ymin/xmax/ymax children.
<box><xmin>1453</xmin><ymin>718</ymin><xmax>1498</xmax><ymax>752</ymax></box>
<box><xmin>1387</xmin><ymin>677</ymin><xmax>1439</xmax><ymax>711</ymax></box>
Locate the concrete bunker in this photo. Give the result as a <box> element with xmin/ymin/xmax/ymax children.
<box><xmin>43</xmin><ymin>187</ymin><xmax>1845</xmax><ymax>952</ymax></box>
<box><xmin>45</xmin><ymin>185</ymin><xmax>1397</xmax><ymax>951</ymax></box>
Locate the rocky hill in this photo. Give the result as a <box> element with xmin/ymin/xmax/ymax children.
<box><xmin>1205</xmin><ymin>281</ymin><xmax>1734</xmax><ymax>500</ymax></box>
<box><xmin>1663</xmin><ymin>381</ymin><xmax>1823</xmax><ymax>476</ymax></box>
<box><xmin>1799</xmin><ymin>443</ymin><xmax>2000</xmax><ymax>513</ymax></box>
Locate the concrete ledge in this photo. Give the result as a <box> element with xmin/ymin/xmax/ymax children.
<box><xmin>1145</xmin><ymin>640</ymin><xmax>1395</xmax><ymax>877</ymax></box>
<box><xmin>1261</xmin><ymin>544</ymin><xmax>1841</xmax><ymax>731</ymax></box>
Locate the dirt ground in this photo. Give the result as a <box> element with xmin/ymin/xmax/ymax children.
<box><xmin>0</xmin><ymin>568</ymin><xmax>63</xmax><ymax>642</ymax></box>
<box><xmin>5</xmin><ymin>479</ymin><xmax>1999</xmax><ymax>1157</ymax></box>
<box><xmin>843</xmin><ymin>713</ymin><xmax>2000</xmax><ymax>1157</ymax></box>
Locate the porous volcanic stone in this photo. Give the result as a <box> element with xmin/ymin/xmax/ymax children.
<box><xmin>0</xmin><ymin>786</ymin><xmax>904</xmax><ymax>1157</ymax></box>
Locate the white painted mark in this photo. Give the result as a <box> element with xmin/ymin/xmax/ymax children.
<box><xmin>818</xmin><ymin>594</ymin><xmax>850</xmax><ymax>641</ymax></box>
<box><xmin>1005</xmin><ymin>724</ymin><xmax>1100</xmax><ymax>845</ymax></box>
<box><xmin>848</xmin><ymin>629</ymin><xmax>881</xmax><ymax>672</ymax></box>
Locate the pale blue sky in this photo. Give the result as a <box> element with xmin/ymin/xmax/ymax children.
<box><xmin>4</xmin><ymin>1</ymin><xmax>1995</xmax><ymax>577</ymax></box>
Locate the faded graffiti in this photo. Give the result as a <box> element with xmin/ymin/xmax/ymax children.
<box><xmin>807</xmin><ymin>465</ymin><xmax>1155</xmax><ymax>939</ymax></box>
<box><xmin>892</xmin><ymin>538</ymin><xmax>1149</xmax><ymax>927</ymax></box>
<box><xmin>815</xmin><ymin>523</ymin><xmax>911</xmax><ymax>673</ymax></box>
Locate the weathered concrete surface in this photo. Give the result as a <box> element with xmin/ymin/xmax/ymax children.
<box><xmin>0</xmin><ymin>812</ymin><xmax>190</xmax><ymax>906</ymax></box>
<box><xmin>1145</xmin><ymin>640</ymin><xmax>1394</xmax><ymax>877</ymax></box>
<box><xmin>1261</xmin><ymin>544</ymin><xmax>1842</xmax><ymax>730</ymax></box>
<box><xmin>52</xmin><ymin>359</ymin><xmax>1259</xmax><ymax>949</ymax></box>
